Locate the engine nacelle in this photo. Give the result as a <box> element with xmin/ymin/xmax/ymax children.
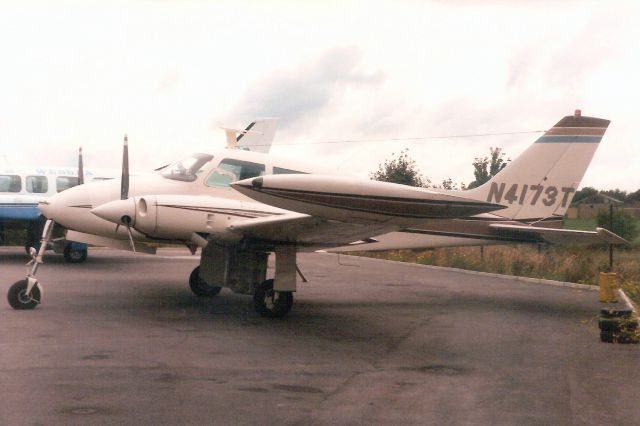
<box><xmin>92</xmin><ymin>194</ymin><xmax>282</xmax><ymax>242</ymax></box>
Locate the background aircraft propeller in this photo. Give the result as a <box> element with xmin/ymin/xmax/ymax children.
<box><xmin>121</xmin><ymin>134</ymin><xmax>129</xmax><ymax>200</ymax></box>
<box><xmin>77</xmin><ymin>147</ymin><xmax>84</xmax><ymax>185</ymax></box>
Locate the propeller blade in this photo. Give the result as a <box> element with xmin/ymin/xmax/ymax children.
<box><xmin>121</xmin><ymin>134</ymin><xmax>129</xmax><ymax>200</ymax></box>
<box><xmin>77</xmin><ymin>147</ymin><xmax>84</xmax><ymax>185</ymax></box>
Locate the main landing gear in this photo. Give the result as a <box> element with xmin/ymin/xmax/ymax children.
<box><xmin>189</xmin><ymin>266</ymin><xmax>293</xmax><ymax>318</ymax></box>
<box><xmin>187</xmin><ymin>266</ymin><xmax>292</xmax><ymax>318</ymax></box>
<box><xmin>7</xmin><ymin>219</ymin><xmax>55</xmax><ymax>310</ymax></box>
<box><xmin>253</xmin><ymin>279</ymin><xmax>293</xmax><ymax>318</ymax></box>
<box><xmin>188</xmin><ymin>266</ymin><xmax>222</xmax><ymax>297</ymax></box>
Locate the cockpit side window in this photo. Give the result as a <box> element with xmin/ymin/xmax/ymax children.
<box><xmin>206</xmin><ymin>159</ymin><xmax>265</xmax><ymax>187</ymax></box>
<box><xmin>161</xmin><ymin>153</ymin><xmax>214</xmax><ymax>182</ymax></box>
<box><xmin>0</xmin><ymin>175</ymin><xmax>21</xmax><ymax>192</ymax></box>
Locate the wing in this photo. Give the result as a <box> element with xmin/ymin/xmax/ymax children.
<box><xmin>228</xmin><ymin>212</ymin><xmax>394</xmax><ymax>248</ymax></box>
<box><xmin>487</xmin><ymin>223</ymin><xmax>628</xmax><ymax>245</ymax></box>
<box><xmin>329</xmin><ymin>222</ymin><xmax>628</xmax><ymax>253</ymax></box>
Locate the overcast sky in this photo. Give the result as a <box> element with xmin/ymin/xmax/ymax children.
<box><xmin>1</xmin><ymin>0</ymin><xmax>638</xmax><ymax>190</ymax></box>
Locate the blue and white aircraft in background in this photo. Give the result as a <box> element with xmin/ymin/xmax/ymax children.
<box><xmin>0</xmin><ymin>162</ymin><xmax>119</xmax><ymax>262</ymax></box>
<box><xmin>0</xmin><ymin>118</ymin><xmax>279</xmax><ymax>262</ymax></box>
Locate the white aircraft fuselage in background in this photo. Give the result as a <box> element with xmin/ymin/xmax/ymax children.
<box><xmin>0</xmin><ymin>166</ymin><xmax>120</xmax><ymax>261</ymax></box>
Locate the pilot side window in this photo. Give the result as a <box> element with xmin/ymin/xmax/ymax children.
<box><xmin>56</xmin><ymin>176</ymin><xmax>79</xmax><ymax>192</ymax></box>
<box><xmin>206</xmin><ymin>159</ymin><xmax>265</xmax><ymax>187</ymax></box>
<box><xmin>0</xmin><ymin>175</ymin><xmax>21</xmax><ymax>192</ymax></box>
<box><xmin>26</xmin><ymin>176</ymin><xmax>48</xmax><ymax>194</ymax></box>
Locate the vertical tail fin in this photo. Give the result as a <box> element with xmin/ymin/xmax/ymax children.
<box><xmin>466</xmin><ymin>110</ymin><xmax>610</xmax><ymax>221</ymax></box>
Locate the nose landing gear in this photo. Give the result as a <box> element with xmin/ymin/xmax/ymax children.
<box><xmin>7</xmin><ymin>278</ymin><xmax>41</xmax><ymax>309</ymax></box>
<box><xmin>7</xmin><ymin>219</ymin><xmax>54</xmax><ymax>310</ymax></box>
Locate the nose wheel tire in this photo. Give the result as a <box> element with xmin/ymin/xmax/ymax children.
<box><xmin>8</xmin><ymin>279</ymin><xmax>41</xmax><ymax>310</ymax></box>
<box><xmin>254</xmin><ymin>279</ymin><xmax>293</xmax><ymax>318</ymax></box>
<box><xmin>188</xmin><ymin>266</ymin><xmax>222</xmax><ymax>297</ymax></box>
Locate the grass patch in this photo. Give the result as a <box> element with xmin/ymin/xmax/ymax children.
<box><xmin>357</xmin><ymin>244</ymin><xmax>640</xmax><ymax>305</ymax></box>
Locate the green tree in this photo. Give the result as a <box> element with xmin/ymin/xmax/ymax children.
<box><xmin>600</xmin><ymin>189</ymin><xmax>628</xmax><ymax>203</ymax></box>
<box><xmin>627</xmin><ymin>189</ymin><xmax>640</xmax><ymax>204</ymax></box>
<box><xmin>370</xmin><ymin>149</ymin><xmax>430</xmax><ymax>187</ymax></box>
<box><xmin>467</xmin><ymin>147</ymin><xmax>508</xmax><ymax>189</ymax></box>
<box><xmin>597</xmin><ymin>208</ymin><xmax>638</xmax><ymax>242</ymax></box>
<box><xmin>572</xmin><ymin>186</ymin><xmax>599</xmax><ymax>204</ymax></box>
<box><xmin>440</xmin><ymin>178</ymin><xmax>465</xmax><ymax>190</ymax></box>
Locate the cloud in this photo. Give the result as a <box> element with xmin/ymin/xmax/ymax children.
<box><xmin>228</xmin><ymin>47</ymin><xmax>384</xmax><ymax>129</ymax></box>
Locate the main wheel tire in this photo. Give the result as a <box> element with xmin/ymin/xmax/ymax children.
<box><xmin>64</xmin><ymin>245</ymin><xmax>87</xmax><ymax>263</ymax></box>
<box><xmin>189</xmin><ymin>266</ymin><xmax>222</xmax><ymax>297</ymax></box>
<box><xmin>7</xmin><ymin>279</ymin><xmax>41</xmax><ymax>310</ymax></box>
<box><xmin>254</xmin><ymin>279</ymin><xmax>293</xmax><ymax>318</ymax></box>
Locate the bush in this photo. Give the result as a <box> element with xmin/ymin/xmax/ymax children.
<box><xmin>597</xmin><ymin>208</ymin><xmax>639</xmax><ymax>242</ymax></box>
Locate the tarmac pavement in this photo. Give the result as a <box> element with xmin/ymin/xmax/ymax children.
<box><xmin>1</xmin><ymin>247</ymin><xmax>638</xmax><ymax>425</ymax></box>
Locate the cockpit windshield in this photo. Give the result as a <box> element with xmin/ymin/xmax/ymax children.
<box><xmin>161</xmin><ymin>153</ymin><xmax>213</xmax><ymax>182</ymax></box>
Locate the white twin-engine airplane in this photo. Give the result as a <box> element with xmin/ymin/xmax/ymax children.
<box><xmin>7</xmin><ymin>111</ymin><xmax>626</xmax><ymax>318</ymax></box>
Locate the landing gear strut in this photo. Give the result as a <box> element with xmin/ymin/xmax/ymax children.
<box><xmin>253</xmin><ymin>279</ymin><xmax>293</xmax><ymax>318</ymax></box>
<box><xmin>7</xmin><ymin>219</ymin><xmax>54</xmax><ymax>310</ymax></box>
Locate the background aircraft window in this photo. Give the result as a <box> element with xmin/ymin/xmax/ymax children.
<box><xmin>273</xmin><ymin>167</ymin><xmax>306</xmax><ymax>175</ymax></box>
<box><xmin>0</xmin><ymin>175</ymin><xmax>21</xmax><ymax>192</ymax></box>
<box><xmin>161</xmin><ymin>153</ymin><xmax>214</xmax><ymax>182</ymax></box>
<box><xmin>56</xmin><ymin>176</ymin><xmax>79</xmax><ymax>192</ymax></box>
<box><xmin>26</xmin><ymin>176</ymin><xmax>48</xmax><ymax>194</ymax></box>
<box><xmin>206</xmin><ymin>159</ymin><xmax>265</xmax><ymax>187</ymax></box>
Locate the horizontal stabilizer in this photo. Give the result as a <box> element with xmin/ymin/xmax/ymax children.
<box><xmin>488</xmin><ymin>224</ymin><xmax>628</xmax><ymax>245</ymax></box>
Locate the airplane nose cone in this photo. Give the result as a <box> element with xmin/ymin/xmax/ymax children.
<box><xmin>91</xmin><ymin>198</ymin><xmax>136</xmax><ymax>226</ymax></box>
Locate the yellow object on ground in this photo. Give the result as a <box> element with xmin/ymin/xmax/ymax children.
<box><xmin>599</xmin><ymin>272</ymin><xmax>619</xmax><ymax>303</ymax></box>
